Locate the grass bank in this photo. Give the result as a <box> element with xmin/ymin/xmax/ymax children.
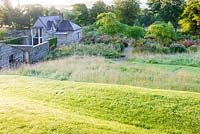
<box><xmin>5</xmin><ymin>56</ymin><xmax>200</xmax><ymax>93</ymax></box>
<box><xmin>0</xmin><ymin>75</ymin><xmax>199</xmax><ymax>134</ymax></box>
<box><xmin>130</xmin><ymin>52</ymin><xmax>200</xmax><ymax>67</ymax></box>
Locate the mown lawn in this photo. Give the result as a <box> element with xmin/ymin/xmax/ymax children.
<box><xmin>0</xmin><ymin>75</ymin><xmax>199</xmax><ymax>134</ymax></box>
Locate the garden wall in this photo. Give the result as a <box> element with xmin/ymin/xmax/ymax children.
<box><xmin>11</xmin><ymin>41</ymin><xmax>49</xmax><ymax>63</ymax></box>
<box><xmin>0</xmin><ymin>43</ymin><xmax>23</xmax><ymax>69</ymax></box>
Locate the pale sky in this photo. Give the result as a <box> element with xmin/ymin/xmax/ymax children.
<box><xmin>11</xmin><ymin>0</ymin><xmax>148</xmax><ymax>8</ymax></box>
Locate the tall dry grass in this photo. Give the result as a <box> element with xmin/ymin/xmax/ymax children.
<box><xmin>4</xmin><ymin>56</ymin><xmax>200</xmax><ymax>92</ymax></box>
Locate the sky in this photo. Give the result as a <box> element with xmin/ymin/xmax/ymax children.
<box><xmin>11</xmin><ymin>0</ymin><xmax>148</xmax><ymax>8</ymax></box>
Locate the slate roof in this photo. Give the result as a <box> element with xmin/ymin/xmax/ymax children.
<box><xmin>57</xmin><ymin>20</ymin><xmax>82</xmax><ymax>32</ymax></box>
<box><xmin>32</xmin><ymin>15</ymin><xmax>82</xmax><ymax>32</ymax></box>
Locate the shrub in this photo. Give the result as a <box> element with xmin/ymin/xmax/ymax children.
<box><xmin>178</xmin><ymin>39</ymin><xmax>199</xmax><ymax>48</ymax></box>
<box><xmin>1</xmin><ymin>37</ymin><xmax>23</xmax><ymax>45</ymax></box>
<box><xmin>0</xmin><ymin>27</ymin><xmax>8</xmax><ymax>40</ymax></box>
<box><xmin>125</xmin><ymin>26</ymin><xmax>146</xmax><ymax>39</ymax></box>
<box><xmin>188</xmin><ymin>45</ymin><xmax>198</xmax><ymax>52</ymax></box>
<box><xmin>169</xmin><ymin>43</ymin><xmax>187</xmax><ymax>53</ymax></box>
<box><xmin>144</xmin><ymin>43</ymin><xmax>160</xmax><ymax>53</ymax></box>
<box><xmin>147</xmin><ymin>21</ymin><xmax>176</xmax><ymax>45</ymax></box>
<box><xmin>160</xmin><ymin>47</ymin><xmax>171</xmax><ymax>54</ymax></box>
<box><xmin>132</xmin><ymin>39</ymin><xmax>145</xmax><ymax>47</ymax></box>
<box><xmin>45</xmin><ymin>44</ymin><xmax>125</xmax><ymax>60</ymax></box>
<box><xmin>48</xmin><ymin>38</ymin><xmax>57</xmax><ymax>50</ymax></box>
<box><xmin>176</xmin><ymin>32</ymin><xmax>192</xmax><ymax>40</ymax></box>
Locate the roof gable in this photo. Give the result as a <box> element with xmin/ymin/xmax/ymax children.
<box><xmin>32</xmin><ymin>15</ymin><xmax>82</xmax><ymax>32</ymax></box>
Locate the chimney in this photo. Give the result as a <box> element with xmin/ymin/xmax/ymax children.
<box><xmin>59</xmin><ymin>13</ymin><xmax>64</xmax><ymax>21</ymax></box>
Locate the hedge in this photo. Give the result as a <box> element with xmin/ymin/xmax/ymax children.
<box><xmin>0</xmin><ymin>37</ymin><xmax>23</xmax><ymax>45</ymax></box>
<box><xmin>48</xmin><ymin>38</ymin><xmax>57</xmax><ymax>50</ymax></box>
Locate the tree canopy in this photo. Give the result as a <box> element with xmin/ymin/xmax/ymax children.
<box><xmin>90</xmin><ymin>1</ymin><xmax>109</xmax><ymax>23</ymax></box>
<box><xmin>148</xmin><ymin>0</ymin><xmax>185</xmax><ymax>30</ymax></box>
<box><xmin>72</xmin><ymin>4</ymin><xmax>89</xmax><ymax>26</ymax></box>
<box><xmin>114</xmin><ymin>0</ymin><xmax>140</xmax><ymax>25</ymax></box>
<box><xmin>179</xmin><ymin>0</ymin><xmax>200</xmax><ymax>33</ymax></box>
<box><xmin>96</xmin><ymin>12</ymin><xmax>125</xmax><ymax>35</ymax></box>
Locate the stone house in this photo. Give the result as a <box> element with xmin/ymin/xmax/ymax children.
<box><xmin>31</xmin><ymin>14</ymin><xmax>82</xmax><ymax>46</ymax></box>
<box><xmin>0</xmin><ymin>14</ymin><xmax>81</xmax><ymax>69</ymax></box>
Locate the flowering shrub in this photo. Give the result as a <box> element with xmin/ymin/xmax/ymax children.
<box><xmin>170</xmin><ymin>43</ymin><xmax>187</xmax><ymax>53</ymax></box>
<box><xmin>177</xmin><ymin>39</ymin><xmax>199</xmax><ymax>48</ymax></box>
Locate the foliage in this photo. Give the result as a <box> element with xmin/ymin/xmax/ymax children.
<box><xmin>159</xmin><ymin>47</ymin><xmax>171</xmax><ymax>54</ymax></box>
<box><xmin>21</xmin><ymin>4</ymin><xmax>46</xmax><ymax>28</ymax></box>
<box><xmin>0</xmin><ymin>0</ymin><xmax>13</xmax><ymax>25</ymax></box>
<box><xmin>188</xmin><ymin>45</ymin><xmax>198</xmax><ymax>52</ymax></box>
<box><xmin>72</xmin><ymin>4</ymin><xmax>89</xmax><ymax>26</ymax></box>
<box><xmin>89</xmin><ymin>1</ymin><xmax>109</xmax><ymax>23</ymax></box>
<box><xmin>48</xmin><ymin>38</ymin><xmax>57</xmax><ymax>51</ymax></box>
<box><xmin>169</xmin><ymin>43</ymin><xmax>187</xmax><ymax>53</ymax></box>
<box><xmin>177</xmin><ymin>39</ymin><xmax>199</xmax><ymax>48</ymax></box>
<box><xmin>0</xmin><ymin>27</ymin><xmax>8</xmax><ymax>40</ymax></box>
<box><xmin>124</xmin><ymin>26</ymin><xmax>146</xmax><ymax>39</ymax></box>
<box><xmin>137</xmin><ymin>8</ymin><xmax>157</xmax><ymax>27</ymax></box>
<box><xmin>82</xmin><ymin>30</ymin><xmax>129</xmax><ymax>48</ymax></box>
<box><xmin>147</xmin><ymin>0</ymin><xmax>185</xmax><ymax>30</ymax></box>
<box><xmin>1</xmin><ymin>37</ymin><xmax>23</xmax><ymax>45</ymax></box>
<box><xmin>147</xmin><ymin>21</ymin><xmax>176</xmax><ymax>45</ymax></box>
<box><xmin>114</xmin><ymin>0</ymin><xmax>140</xmax><ymax>25</ymax></box>
<box><xmin>179</xmin><ymin>0</ymin><xmax>200</xmax><ymax>33</ymax></box>
<box><xmin>45</xmin><ymin>44</ymin><xmax>125</xmax><ymax>60</ymax></box>
<box><xmin>132</xmin><ymin>39</ymin><xmax>145</xmax><ymax>47</ymax></box>
<box><xmin>176</xmin><ymin>32</ymin><xmax>192</xmax><ymax>40</ymax></box>
<box><xmin>82</xmin><ymin>24</ymin><xmax>98</xmax><ymax>35</ymax></box>
<box><xmin>47</xmin><ymin>6</ymin><xmax>59</xmax><ymax>16</ymax></box>
<box><xmin>96</xmin><ymin>12</ymin><xmax>125</xmax><ymax>35</ymax></box>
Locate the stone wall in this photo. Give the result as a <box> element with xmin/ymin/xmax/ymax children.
<box><xmin>6</xmin><ymin>30</ymin><xmax>30</xmax><ymax>38</ymax></box>
<box><xmin>0</xmin><ymin>44</ymin><xmax>23</xmax><ymax>69</ymax></box>
<box><xmin>29</xmin><ymin>42</ymin><xmax>50</xmax><ymax>63</ymax></box>
<box><xmin>55</xmin><ymin>29</ymin><xmax>82</xmax><ymax>47</ymax></box>
<box><xmin>11</xmin><ymin>41</ymin><xmax>49</xmax><ymax>63</ymax></box>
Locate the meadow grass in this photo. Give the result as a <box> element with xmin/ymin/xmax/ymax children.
<box><xmin>0</xmin><ymin>75</ymin><xmax>199</xmax><ymax>134</ymax></box>
<box><xmin>5</xmin><ymin>56</ymin><xmax>200</xmax><ymax>93</ymax></box>
<box><xmin>130</xmin><ymin>52</ymin><xmax>200</xmax><ymax>67</ymax></box>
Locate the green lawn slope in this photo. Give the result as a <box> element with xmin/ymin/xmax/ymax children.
<box><xmin>0</xmin><ymin>75</ymin><xmax>199</xmax><ymax>134</ymax></box>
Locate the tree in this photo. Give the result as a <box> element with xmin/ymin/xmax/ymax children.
<box><xmin>89</xmin><ymin>1</ymin><xmax>108</xmax><ymax>23</ymax></box>
<box><xmin>48</xmin><ymin>6</ymin><xmax>59</xmax><ymax>16</ymax></box>
<box><xmin>72</xmin><ymin>4</ymin><xmax>89</xmax><ymax>26</ymax></box>
<box><xmin>96</xmin><ymin>12</ymin><xmax>125</xmax><ymax>35</ymax></box>
<box><xmin>148</xmin><ymin>0</ymin><xmax>185</xmax><ymax>31</ymax></box>
<box><xmin>1</xmin><ymin>0</ymin><xmax>13</xmax><ymax>25</ymax></box>
<box><xmin>147</xmin><ymin>21</ymin><xmax>176</xmax><ymax>45</ymax></box>
<box><xmin>21</xmin><ymin>4</ymin><xmax>46</xmax><ymax>28</ymax></box>
<box><xmin>137</xmin><ymin>8</ymin><xmax>157</xmax><ymax>27</ymax></box>
<box><xmin>179</xmin><ymin>0</ymin><xmax>200</xmax><ymax>33</ymax></box>
<box><xmin>11</xmin><ymin>8</ymin><xmax>31</xmax><ymax>29</ymax></box>
<box><xmin>113</xmin><ymin>0</ymin><xmax>140</xmax><ymax>25</ymax></box>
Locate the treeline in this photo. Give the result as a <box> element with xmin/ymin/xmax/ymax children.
<box><xmin>0</xmin><ymin>0</ymin><xmax>199</xmax><ymax>33</ymax></box>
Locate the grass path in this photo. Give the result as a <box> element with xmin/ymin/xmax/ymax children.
<box><xmin>0</xmin><ymin>75</ymin><xmax>199</xmax><ymax>134</ymax></box>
